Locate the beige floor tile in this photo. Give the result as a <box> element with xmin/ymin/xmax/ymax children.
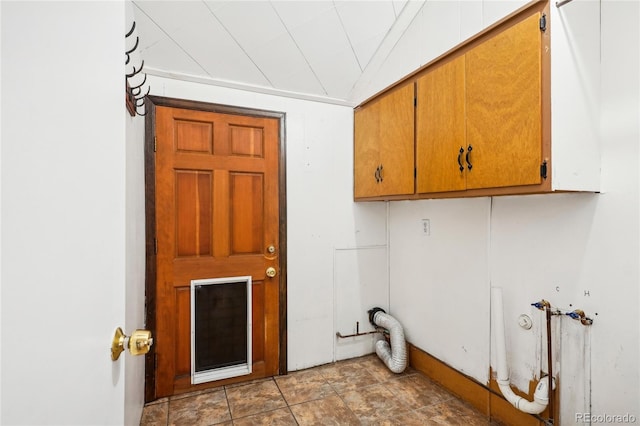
<box><xmin>289</xmin><ymin>394</ymin><xmax>361</xmax><ymax>425</ymax></box>
<box><xmin>356</xmin><ymin>354</ymin><xmax>412</xmax><ymax>382</ymax></box>
<box><xmin>169</xmin><ymin>387</ymin><xmax>223</xmax><ymax>401</ymax></box>
<box><xmin>384</xmin><ymin>373</ymin><xmax>455</xmax><ymax>410</ymax></box>
<box><xmin>374</xmin><ymin>409</ymin><xmax>446</xmax><ymax>426</ymax></box>
<box><xmin>275</xmin><ymin>369</ymin><xmax>337</xmax><ymax>405</ymax></box>
<box><xmin>232</xmin><ymin>407</ymin><xmax>298</xmax><ymax>425</ymax></box>
<box><xmin>417</xmin><ymin>399</ymin><xmax>497</xmax><ymax>425</ymax></box>
<box><xmin>413</xmin><ymin>403</ymin><xmax>475</xmax><ymax>425</ymax></box>
<box><xmin>140</xmin><ymin>401</ymin><xmax>168</xmax><ymax>426</ymax></box>
<box><xmin>341</xmin><ymin>383</ymin><xmax>412</xmax><ymax>423</ymax></box>
<box><xmin>317</xmin><ymin>359</ymin><xmax>380</xmax><ymax>394</ymax></box>
<box><xmin>225</xmin><ymin>376</ymin><xmax>273</xmax><ymax>389</ymax></box>
<box><xmin>225</xmin><ymin>379</ymin><xmax>287</xmax><ymax>419</ymax></box>
<box><xmin>167</xmin><ymin>389</ymin><xmax>230</xmax><ymax>426</ymax></box>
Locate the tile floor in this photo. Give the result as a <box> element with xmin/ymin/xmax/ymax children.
<box><xmin>140</xmin><ymin>354</ymin><xmax>500</xmax><ymax>425</ymax></box>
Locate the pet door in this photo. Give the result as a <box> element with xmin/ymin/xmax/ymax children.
<box><xmin>190</xmin><ymin>276</ymin><xmax>252</xmax><ymax>384</ymax></box>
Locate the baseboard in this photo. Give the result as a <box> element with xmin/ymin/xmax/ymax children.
<box><xmin>408</xmin><ymin>343</ymin><xmax>551</xmax><ymax>426</ymax></box>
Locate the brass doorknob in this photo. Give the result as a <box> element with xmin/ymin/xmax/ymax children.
<box><xmin>111</xmin><ymin>327</ymin><xmax>154</xmax><ymax>361</ymax></box>
<box><xmin>129</xmin><ymin>329</ymin><xmax>154</xmax><ymax>356</ymax></box>
<box><xmin>266</xmin><ymin>267</ymin><xmax>277</xmax><ymax>278</ymax></box>
<box><xmin>111</xmin><ymin>327</ymin><xmax>126</xmax><ymax>361</ymax></box>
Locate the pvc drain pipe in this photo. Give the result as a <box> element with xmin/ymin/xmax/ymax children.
<box><xmin>368</xmin><ymin>308</ymin><xmax>407</xmax><ymax>373</ymax></box>
<box><xmin>492</xmin><ymin>287</ymin><xmax>553</xmax><ymax>414</ymax></box>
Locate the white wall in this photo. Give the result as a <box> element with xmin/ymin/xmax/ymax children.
<box><xmin>364</xmin><ymin>1</ymin><xmax>640</xmax><ymax>424</ymax></box>
<box><xmin>0</xmin><ymin>1</ymin><xmax>135</xmax><ymax>425</ymax></box>
<box><xmin>389</xmin><ymin>198</ymin><xmax>491</xmax><ymax>382</ymax></box>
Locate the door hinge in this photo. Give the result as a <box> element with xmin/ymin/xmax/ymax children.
<box><xmin>414</xmin><ymin>97</ymin><xmax>417</xmax><ymax>107</ymax></box>
<box><xmin>540</xmin><ymin>160</ymin><xmax>548</xmax><ymax>179</ymax></box>
<box><xmin>154</xmin><ymin>136</ymin><xmax>157</xmax><ymax>152</ymax></box>
<box><xmin>154</xmin><ymin>238</ymin><xmax>158</xmax><ymax>255</ymax></box>
<box><xmin>539</xmin><ymin>14</ymin><xmax>547</xmax><ymax>32</ymax></box>
<box><xmin>414</xmin><ymin>167</ymin><xmax>417</xmax><ymax>178</ymax></box>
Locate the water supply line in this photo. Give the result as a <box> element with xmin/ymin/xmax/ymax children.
<box><xmin>532</xmin><ymin>299</ymin><xmax>556</xmax><ymax>424</ymax></box>
<box><xmin>492</xmin><ymin>288</ymin><xmax>554</xmax><ymax>415</ymax></box>
<box><xmin>368</xmin><ymin>307</ymin><xmax>407</xmax><ymax>373</ymax></box>
<box><xmin>566</xmin><ymin>309</ymin><xmax>594</xmax><ymax>326</ymax></box>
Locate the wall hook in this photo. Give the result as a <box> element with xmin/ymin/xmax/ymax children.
<box><xmin>126</xmin><ymin>60</ymin><xmax>144</xmax><ymax>79</ymax></box>
<box><xmin>130</xmin><ymin>73</ymin><xmax>147</xmax><ymax>92</ymax></box>
<box><xmin>125</xmin><ymin>36</ymin><xmax>139</xmax><ymax>65</ymax></box>
<box><xmin>125</xmin><ymin>20</ymin><xmax>150</xmax><ymax>117</ymax></box>
<box><xmin>125</xmin><ymin>21</ymin><xmax>136</xmax><ymax>38</ymax></box>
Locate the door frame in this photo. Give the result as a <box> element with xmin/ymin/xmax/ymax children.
<box><xmin>143</xmin><ymin>95</ymin><xmax>288</xmax><ymax>402</ymax></box>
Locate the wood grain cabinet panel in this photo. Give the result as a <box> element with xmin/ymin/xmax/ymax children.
<box><xmin>416</xmin><ymin>56</ymin><xmax>466</xmax><ymax>193</ymax></box>
<box><xmin>465</xmin><ymin>12</ymin><xmax>543</xmax><ymax>190</ymax></box>
<box><xmin>354</xmin><ymin>83</ymin><xmax>414</xmax><ymax>199</ymax></box>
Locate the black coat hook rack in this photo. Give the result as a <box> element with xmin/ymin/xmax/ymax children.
<box><xmin>125</xmin><ymin>21</ymin><xmax>149</xmax><ymax>117</ymax></box>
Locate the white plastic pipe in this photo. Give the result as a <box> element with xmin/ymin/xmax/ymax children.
<box><xmin>492</xmin><ymin>287</ymin><xmax>552</xmax><ymax>414</ymax></box>
<box><xmin>372</xmin><ymin>310</ymin><xmax>407</xmax><ymax>373</ymax></box>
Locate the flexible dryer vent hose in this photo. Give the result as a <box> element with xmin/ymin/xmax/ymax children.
<box><xmin>368</xmin><ymin>307</ymin><xmax>407</xmax><ymax>373</ymax></box>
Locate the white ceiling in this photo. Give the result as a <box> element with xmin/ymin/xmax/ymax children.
<box><xmin>131</xmin><ymin>1</ymin><xmax>424</xmax><ymax>105</ymax></box>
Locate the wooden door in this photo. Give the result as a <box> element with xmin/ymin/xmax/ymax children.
<box><xmin>416</xmin><ymin>55</ymin><xmax>466</xmax><ymax>193</ymax></box>
<box><xmin>354</xmin><ymin>83</ymin><xmax>415</xmax><ymax>199</ymax></box>
<box><xmin>154</xmin><ymin>105</ymin><xmax>281</xmax><ymax>398</ymax></box>
<box><xmin>465</xmin><ymin>11</ymin><xmax>542</xmax><ymax>190</ymax></box>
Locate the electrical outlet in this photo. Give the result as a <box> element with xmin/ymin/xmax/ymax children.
<box><xmin>421</xmin><ymin>219</ymin><xmax>430</xmax><ymax>236</ymax></box>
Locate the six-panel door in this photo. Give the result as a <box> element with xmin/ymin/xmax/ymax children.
<box><xmin>154</xmin><ymin>106</ymin><xmax>280</xmax><ymax>397</ymax></box>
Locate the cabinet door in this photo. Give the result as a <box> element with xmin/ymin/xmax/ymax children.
<box><xmin>466</xmin><ymin>12</ymin><xmax>542</xmax><ymax>190</ymax></box>
<box><xmin>377</xmin><ymin>84</ymin><xmax>415</xmax><ymax>196</ymax></box>
<box><xmin>354</xmin><ymin>101</ymin><xmax>381</xmax><ymax>198</ymax></box>
<box><xmin>416</xmin><ymin>55</ymin><xmax>466</xmax><ymax>193</ymax></box>
<box><xmin>354</xmin><ymin>83</ymin><xmax>414</xmax><ymax>198</ymax></box>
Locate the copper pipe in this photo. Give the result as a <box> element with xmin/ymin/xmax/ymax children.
<box><xmin>546</xmin><ymin>306</ymin><xmax>554</xmax><ymax>424</ymax></box>
<box><xmin>336</xmin><ymin>321</ymin><xmax>383</xmax><ymax>339</ymax></box>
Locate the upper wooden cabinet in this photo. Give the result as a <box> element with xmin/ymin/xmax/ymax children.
<box><xmin>464</xmin><ymin>12</ymin><xmax>543</xmax><ymax>190</ymax></box>
<box><xmin>416</xmin><ymin>55</ymin><xmax>466</xmax><ymax>194</ymax></box>
<box><xmin>354</xmin><ymin>83</ymin><xmax>414</xmax><ymax>198</ymax></box>
<box><xmin>415</xmin><ymin>12</ymin><xmax>544</xmax><ymax>195</ymax></box>
<box><xmin>355</xmin><ymin>0</ymin><xmax>599</xmax><ymax>201</ymax></box>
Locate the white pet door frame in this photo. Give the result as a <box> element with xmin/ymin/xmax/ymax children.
<box><xmin>190</xmin><ymin>276</ymin><xmax>252</xmax><ymax>385</ymax></box>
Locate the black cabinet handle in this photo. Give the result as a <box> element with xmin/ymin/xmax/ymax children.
<box><xmin>458</xmin><ymin>147</ymin><xmax>464</xmax><ymax>172</ymax></box>
<box><xmin>374</xmin><ymin>165</ymin><xmax>384</xmax><ymax>183</ymax></box>
<box><xmin>466</xmin><ymin>145</ymin><xmax>473</xmax><ymax>170</ymax></box>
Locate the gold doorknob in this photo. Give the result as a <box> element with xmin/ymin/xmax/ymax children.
<box><xmin>266</xmin><ymin>267</ymin><xmax>277</xmax><ymax>278</ymax></box>
<box><xmin>129</xmin><ymin>329</ymin><xmax>154</xmax><ymax>356</ymax></box>
<box><xmin>111</xmin><ymin>327</ymin><xmax>154</xmax><ymax>361</ymax></box>
<box><xmin>111</xmin><ymin>327</ymin><xmax>126</xmax><ymax>361</ymax></box>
